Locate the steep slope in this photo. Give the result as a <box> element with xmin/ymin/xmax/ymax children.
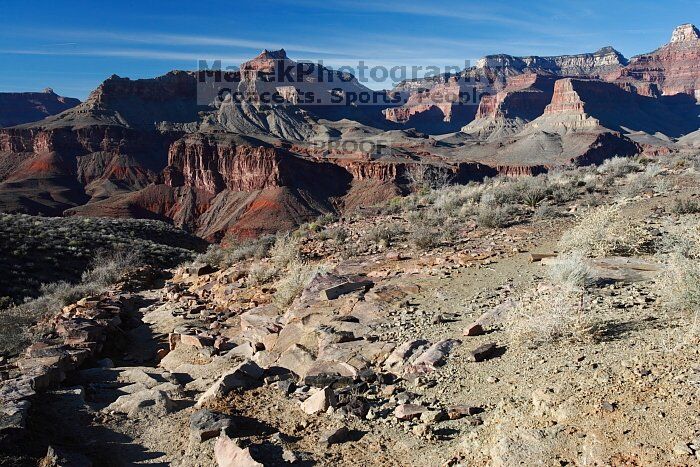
<box><xmin>461</xmin><ymin>74</ymin><xmax>558</xmax><ymax>140</ymax></box>
<box><xmin>529</xmin><ymin>78</ymin><xmax>698</xmax><ymax>137</ymax></box>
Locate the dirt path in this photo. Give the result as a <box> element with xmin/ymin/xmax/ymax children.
<box><xmin>17</xmin><ymin>177</ymin><xmax>700</xmax><ymax>466</ymax></box>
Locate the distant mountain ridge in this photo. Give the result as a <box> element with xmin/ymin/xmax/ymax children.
<box><xmin>0</xmin><ymin>88</ymin><xmax>80</xmax><ymax>127</ymax></box>
<box><xmin>0</xmin><ymin>23</ymin><xmax>698</xmax><ymax>240</ymax></box>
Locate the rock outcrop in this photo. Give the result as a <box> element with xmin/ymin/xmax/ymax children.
<box><xmin>615</xmin><ymin>24</ymin><xmax>700</xmax><ymax>98</ymax></box>
<box><xmin>476</xmin><ymin>46</ymin><xmax>627</xmax><ymax>80</ymax></box>
<box><xmin>532</xmin><ymin>78</ymin><xmax>697</xmax><ymax>136</ymax></box>
<box><xmin>461</xmin><ymin>74</ymin><xmax>557</xmax><ymax>140</ymax></box>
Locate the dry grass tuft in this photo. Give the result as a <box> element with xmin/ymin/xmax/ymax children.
<box><xmin>508</xmin><ymin>253</ymin><xmax>595</xmax><ymax>345</ymax></box>
<box><xmin>272</xmin><ymin>261</ymin><xmax>329</xmax><ymax>309</ymax></box>
<box><xmin>0</xmin><ymin>251</ymin><xmax>141</xmax><ymax>356</ymax></box>
<box><xmin>671</xmin><ymin>197</ymin><xmax>700</xmax><ymax>215</ymax></box>
<box><xmin>558</xmin><ymin>204</ymin><xmax>655</xmax><ymax>257</ymax></box>
<box><xmin>247</xmin><ymin>262</ymin><xmax>279</xmax><ymax>286</ymax></box>
<box><xmin>269</xmin><ymin>233</ymin><xmax>301</xmax><ymax>269</ymax></box>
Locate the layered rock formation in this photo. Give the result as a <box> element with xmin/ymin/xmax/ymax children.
<box><xmin>390</xmin><ymin>46</ymin><xmax>628</xmax><ymax>129</ymax></box>
<box><xmin>532</xmin><ymin>78</ymin><xmax>696</xmax><ymax>136</ymax></box>
<box><xmin>394</xmin><ymin>24</ymin><xmax>700</xmax><ymax>133</ymax></box>
<box><xmin>461</xmin><ymin>74</ymin><xmax>557</xmax><ymax>140</ymax></box>
<box><xmin>0</xmin><ymin>24</ymin><xmax>698</xmax><ymax>239</ymax></box>
<box><xmin>615</xmin><ymin>24</ymin><xmax>700</xmax><ymax>98</ymax></box>
<box><xmin>0</xmin><ymin>88</ymin><xmax>80</xmax><ymax>128</ymax></box>
<box><xmin>384</xmin><ymin>77</ymin><xmax>481</xmax><ymax>131</ymax></box>
<box><xmin>476</xmin><ymin>46</ymin><xmax>627</xmax><ymax>80</ymax></box>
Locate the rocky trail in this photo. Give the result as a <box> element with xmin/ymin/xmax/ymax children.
<box><xmin>7</xmin><ymin>223</ymin><xmax>557</xmax><ymax>466</ymax></box>
<box><xmin>4</xmin><ymin>160</ymin><xmax>700</xmax><ymax>465</ymax></box>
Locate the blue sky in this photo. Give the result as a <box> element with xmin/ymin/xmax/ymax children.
<box><xmin>0</xmin><ymin>0</ymin><xmax>697</xmax><ymax>99</ymax></box>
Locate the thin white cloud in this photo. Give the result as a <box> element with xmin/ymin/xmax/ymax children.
<box><xmin>0</xmin><ymin>47</ymin><xmax>247</xmax><ymax>63</ymax></box>
<box><xmin>2</xmin><ymin>27</ymin><xmax>356</xmax><ymax>58</ymax></box>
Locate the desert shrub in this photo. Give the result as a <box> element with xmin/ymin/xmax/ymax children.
<box><xmin>508</xmin><ymin>253</ymin><xmax>594</xmax><ymax>345</ymax></box>
<box><xmin>0</xmin><ymin>214</ymin><xmax>202</xmax><ymax>304</ymax></box>
<box><xmin>516</xmin><ymin>177</ymin><xmax>551</xmax><ymax>208</ymax></box>
<box><xmin>558</xmin><ymin>204</ymin><xmax>655</xmax><ymax>257</ymax></box>
<box><xmin>671</xmin><ymin>198</ymin><xmax>700</xmax><ymax>215</ymax></box>
<box><xmin>508</xmin><ymin>285</ymin><xmax>590</xmax><ymax>345</ymax></box>
<box><xmin>533</xmin><ymin>203</ymin><xmax>562</xmax><ymax>220</ymax></box>
<box><xmin>0</xmin><ymin>306</ymin><xmax>40</xmax><ymax>356</ymax></box>
<box><xmin>483</xmin><ymin>181</ymin><xmax>521</xmax><ymax>207</ymax></box>
<box><xmin>409</xmin><ymin>226</ymin><xmax>441</xmax><ymax>250</ymax></box>
<box><xmin>547</xmin><ymin>252</ymin><xmax>593</xmax><ymax>287</ymax></box>
<box><xmin>269</xmin><ymin>233</ymin><xmax>301</xmax><ymax>269</ymax></box>
<box><xmin>444</xmin><ymin>220</ymin><xmax>464</xmax><ymax>244</ymax></box>
<box><xmin>316</xmin><ymin>213</ymin><xmax>337</xmax><ymax>226</ymax></box>
<box><xmin>477</xmin><ymin>203</ymin><xmax>516</xmax><ymax>228</ymax></box>
<box><xmin>657</xmin><ymin>252</ymin><xmax>700</xmax><ymax>314</ymax></box>
<box><xmin>431</xmin><ymin>184</ymin><xmax>483</xmax><ymax>214</ymax></box>
<box><xmin>247</xmin><ymin>262</ymin><xmax>279</xmax><ymax>286</ymax></box>
<box><xmin>379</xmin><ymin>197</ymin><xmax>404</xmax><ymax>215</ymax></box>
<box><xmin>583</xmin><ymin>176</ymin><xmax>604</xmax><ymax>194</ymax></box>
<box><xmin>272</xmin><ymin>261</ymin><xmax>328</xmax><ymax>309</ymax></box>
<box><xmin>659</xmin><ymin>217</ymin><xmax>700</xmax><ymax>259</ymax></box>
<box><xmin>521</xmin><ymin>185</ymin><xmax>549</xmax><ymax>208</ymax></box>
<box><xmin>550</xmin><ymin>182</ymin><xmax>579</xmax><ymax>204</ymax></box>
<box><xmin>367</xmin><ymin>222</ymin><xmax>406</xmax><ymax>247</ymax></box>
<box><xmin>597</xmin><ymin>156</ymin><xmax>642</xmax><ymax>178</ymax></box>
<box><xmin>315</xmin><ymin>229</ymin><xmax>331</xmax><ymax>241</ymax></box>
<box><xmin>305</xmin><ymin>221</ymin><xmax>324</xmax><ymax>233</ymax></box>
<box><xmin>81</xmin><ymin>250</ymin><xmax>140</xmax><ymax>287</ymax></box>
<box><xmin>198</xmin><ymin>244</ymin><xmax>225</xmax><ymax>267</ymax></box>
<box><xmin>579</xmin><ymin>192</ymin><xmax>604</xmax><ymax>207</ymax></box>
<box><xmin>655</xmin><ymin>219</ymin><xmax>700</xmax><ymax>317</ymax></box>
<box><xmin>407</xmin><ymin>165</ymin><xmax>453</xmax><ymax>190</ymax></box>
<box><xmin>327</xmin><ymin>227</ymin><xmax>349</xmax><ymax>243</ymax></box>
<box><xmin>617</xmin><ymin>164</ymin><xmax>660</xmax><ymax>199</ymax></box>
<box><xmin>654</xmin><ymin>237</ymin><xmax>700</xmax><ymax>351</ymax></box>
<box><xmin>202</xmin><ymin>235</ymin><xmax>275</xmax><ymax>267</ymax></box>
<box><xmin>0</xmin><ymin>251</ymin><xmax>142</xmax><ymax>356</ymax></box>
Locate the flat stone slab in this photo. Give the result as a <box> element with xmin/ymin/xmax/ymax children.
<box><xmin>190</xmin><ymin>409</ymin><xmax>234</xmax><ymax>442</ymax></box>
<box><xmin>394</xmin><ymin>404</ymin><xmax>429</xmax><ymax>420</ymax></box>
<box><xmin>215</xmin><ymin>434</ymin><xmax>263</xmax><ymax>467</ymax></box>
<box><xmin>320</xmin><ymin>280</ymin><xmax>374</xmax><ymax>300</ymax></box>
<box><xmin>468</xmin><ymin>342</ymin><xmax>498</xmax><ymax>362</ymax></box>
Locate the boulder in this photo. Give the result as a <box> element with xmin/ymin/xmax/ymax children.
<box><xmin>420</xmin><ymin>409</ymin><xmax>447</xmax><ymax>423</ymax></box>
<box><xmin>384</xmin><ymin>339</ymin><xmax>429</xmax><ymax>369</ymax></box>
<box><xmin>468</xmin><ymin>342</ymin><xmax>498</xmax><ymax>362</ymax></box>
<box><xmin>320</xmin><ymin>425</ymin><xmax>349</xmax><ymax>446</ymax></box>
<box><xmin>0</xmin><ymin>400</ymin><xmax>31</xmax><ymax>433</ymax></box>
<box><xmin>447</xmin><ymin>405</ymin><xmax>482</xmax><ymax>419</ymax></box>
<box><xmin>275</xmin><ymin>344</ymin><xmax>315</xmax><ymax>378</ymax></box>
<box><xmin>196</xmin><ymin>361</ymin><xmax>262</xmax><ymax>407</ymax></box>
<box><xmin>180</xmin><ymin>334</ymin><xmax>215</xmax><ymax>349</ymax></box>
<box><xmin>395</xmin><ymin>404</ymin><xmax>429</xmax><ymax>420</ymax></box>
<box><xmin>214</xmin><ymin>434</ymin><xmax>263</xmax><ymax>467</ymax></box>
<box><xmin>301</xmin><ymin>386</ymin><xmax>335</xmax><ymax>414</ymax></box>
<box><xmin>406</xmin><ymin>339</ymin><xmax>460</xmax><ymax>374</ymax></box>
<box><xmin>190</xmin><ymin>409</ymin><xmax>235</xmax><ymax>442</ymax></box>
<box><xmin>462</xmin><ymin>323</ymin><xmax>484</xmax><ymax>337</ymax></box>
<box><xmin>105</xmin><ymin>389</ymin><xmax>174</xmax><ymax>418</ymax></box>
<box><xmin>187</xmin><ymin>264</ymin><xmax>217</xmax><ymax>277</ymax></box>
<box><xmin>320</xmin><ymin>280</ymin><xmax>373</xmax><ymax>300</ymax></box>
